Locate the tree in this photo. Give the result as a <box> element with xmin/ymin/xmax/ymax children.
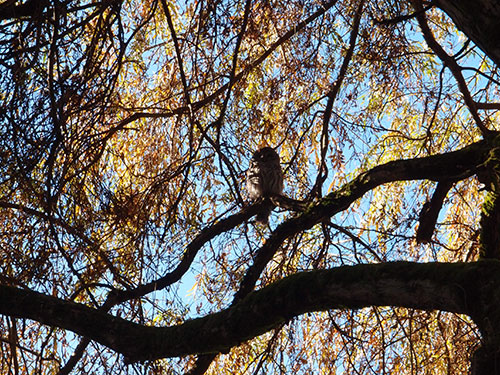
<box><xmin>1</xmin><ymin>0</ymin><xmax>500</xmax><ymax>373</ymax></box>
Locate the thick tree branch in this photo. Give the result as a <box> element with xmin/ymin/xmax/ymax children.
<box><xmin>113</xmin><ymin>116</ymin><xmax>496</xmax><ymax>306</ymax></box>
<box><xmin>235</xmin><ymin>136</ymin><xmax>498</xmax><ymax>300</ymax></box>
<box><xmin>476</xmin><ymin>102</ymin><xmax>500</xmax><ymax>111</ymax></box>
<box><xmin>2</xmin><ymin>261</ymin><xmax>497</xmax><ymax>362</ymax></box>
<box><xmin>435</xmin><ymin>0</ymin><xmax>500</xmax><ymax>67</ymax></box>
<box><xmin>2</xmin><ymin>138</ymin><xmax>497</xmax><ymax>365</ymax></box>
<box><xmin>416</xmin><ymin>180</ymin><xmax>454</xmax><ymax>243</ymax></box>
<box><xmin>1</xmin><ymin>139</ymin><xmax>499</xmax><ymax>367</ymax></box>
<box><xmin>109</xmin><ymin>203</ymin><xmax>265</xmax><ymax>303</ymax></box>
<box><xmin>0</xmin><ymin>0</ymin><xmax>49</xmax><ymax>19</ymax></box>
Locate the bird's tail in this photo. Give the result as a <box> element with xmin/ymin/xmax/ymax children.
<box><xmin>256</xmin><ymin>200</ymin><xmax>274</xmax><ymax>224</ymax></box>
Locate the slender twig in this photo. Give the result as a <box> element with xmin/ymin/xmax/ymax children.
<box><xmin>373</xmin><ymin>4</ymin><xmax>433</xmax><ymax>25</ymax></box>
<box><xmin>411</xmin><ymin>0</ymin><xmax>491</xmax><ymax>136</ymax></box>
<box><xmin>311</xmin><ymin>0</ymin><xmax>365</xmax><ymax>198</ymax></box>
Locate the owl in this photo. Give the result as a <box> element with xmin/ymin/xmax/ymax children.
<box><xmin>246</xmin><ymin>147</ymin><xmax>284</xmax><ymax>223</ymax></box>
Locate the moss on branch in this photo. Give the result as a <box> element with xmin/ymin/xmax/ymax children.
<box><xmin>4</xmin><ymin>261</ymin><xmax>500</xmax><ymax>362</ymax></box>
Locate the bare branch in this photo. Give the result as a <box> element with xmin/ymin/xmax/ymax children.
<box><xmin>475</xmin><ymin>102</ymin><xmax>500</xmax><ymax>111</ymax></box>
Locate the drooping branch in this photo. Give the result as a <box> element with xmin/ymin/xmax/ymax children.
<box><xmin>2</xmin><ymin>261</ymin><xmax>497</xmax><ymax>363</ymax></box>
<box><xmin>109</xmin><ymin>0</ymin><xmax>340</xmax><ymax>134</ymax></box>
<box><xmin>311</xmin><ymin>0</ymin><xmax>365</xmax><ymax>199</ymax></box>
<box><xmin>416</xmin><ymin>180</ymin><xmax>454</xmax><ymax>243</ymax></box>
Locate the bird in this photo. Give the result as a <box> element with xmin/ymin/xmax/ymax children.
<box><xmin>246</xmin><ymin>147</ymin><xmax>283</xmax><ymax>223</ymax></box>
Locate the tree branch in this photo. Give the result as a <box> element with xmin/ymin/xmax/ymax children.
<box><xmin>475</xmin><ymin>102</ymin><xmax>500</xmax><ymax>111</ymax></box>
<box><xmin>109</xmin><ymin>203</ymin><xmax>266</xmax><ymax>303</ymax></box>
<box><xmin>416</xmin><ymin>180</ymin><xmax>454</xmax><ymax>243</ymax></box>
<box><xmin>411</xmin><ymin>0</ymin><xmax>491</xmax><ymax>136</ymax></box>
<box><xmin>435</xmin><ymin>0</ymin><xmax>500</xmax><ymax>67</ymax></box>
<box><xmin>2</xmin><ymin>261</ymin><xmax>495</xmax><ymax>362</ymax></box>
<box><xmin>0</xmin><ymin>0</ymin><xmax>49</xmax><ymax>19</ymax></box>
<box><xmin>311</xmin><ymin>0</ymin><xmax>364</xmax><ymax>199</ymax></box>
<box><xmin>235</xmin><ymin>136</ymin><xmax>498</xmax><ymax>300</ymax></box>
<box><xmin>2</xmin><ymin>137</ymin><xmax>496</xmax><ymax>365</ymax></box>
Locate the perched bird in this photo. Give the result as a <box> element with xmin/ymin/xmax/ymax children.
<box><xmin>246</xmin><ymin>147</ymin><xmax>283</xmax><ymax>223</ymax></box>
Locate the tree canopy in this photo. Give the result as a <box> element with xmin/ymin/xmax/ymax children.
<box><xmin>1</xmin><ymin>0</ymin><xmax>500</xmax><ymax>374</ymax></box>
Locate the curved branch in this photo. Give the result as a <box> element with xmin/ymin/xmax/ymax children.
<box><xmin>2</xmin><ymin>261</ymin><xmax>495</xmax><ymax>362</ymax></box>
<box><xmin>416</xmin><ymin>180</ymin><xmax>454</xmax><ymax>243</ymax></box>
<box><xmin>235</xmin><ymin>136</ymin><xmax>498</xmax><ymax>300</ymax></box>
<box><xmin>311</xmin><ymin>0</ymin><xmax>364</xmax><ymax>198</ymax></box>
<box><xmin>109</xmin><ymin>203</ymin><xmax>266</xmax><ymax>303</ymax></box>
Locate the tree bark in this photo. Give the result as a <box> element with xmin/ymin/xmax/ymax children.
<box><xmin>436</xmin><ymin>0</ymin><xmax>500</xmax><ymax>67</ymax></box>
<box><xmin>2</xmin><ymin>261</ymin><xmax>500</xmax><ymax>363</ymax></box>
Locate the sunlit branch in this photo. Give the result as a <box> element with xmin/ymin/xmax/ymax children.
<box><xmin>93</xmin><ymin>125</ymin><xmax>499</xmax><ymax>312</ymax></box>
<box><xmin>216</xmin><ymin>0</ymin><xmax>252</xmax><ymax>126</ymax></box>
<box><xmin>106</xmin><ymin>0</ymin><xmax>340</xmax><ymax>137</ymax></box>
<box><xmin>161</xmin><ymin>0</ymin><xmax>191</xmax><ymax>109</ymax></box>
<box><xmin>0</xmin><ymin>201</ymin><xmax>128</xmax><ymax>288</ymax></box>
